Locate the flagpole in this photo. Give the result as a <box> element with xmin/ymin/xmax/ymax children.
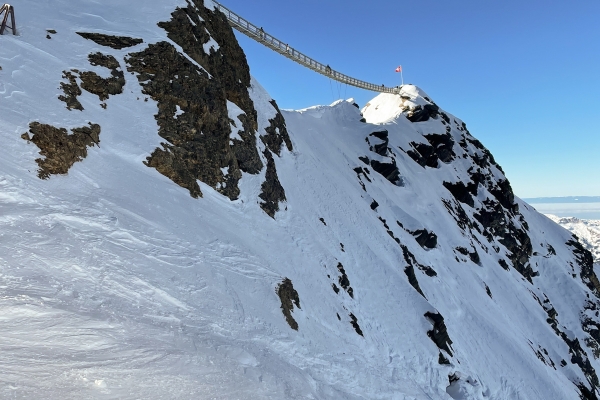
<box><xmin>401</xmin><ymin>65</ymin><xmax>404</xmax><ymax>86</ymax></box>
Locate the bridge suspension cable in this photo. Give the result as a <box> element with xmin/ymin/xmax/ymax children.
<box><xmin>212</xmin><ymin>1</ymin><xmax>399</xmax><ymax>95</ymax></box>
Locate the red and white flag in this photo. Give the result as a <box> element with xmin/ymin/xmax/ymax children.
<box><xmin>395</xmin><ymin>66</ymin><xmax>402</xmax><ymax>73</ymax></box>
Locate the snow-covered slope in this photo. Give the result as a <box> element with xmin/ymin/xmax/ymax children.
<box><xmin>548</xmin><ymin>215</ymin><xmax>600</xmax><ymax>264</ymax></box>
<box><xmin>1</xmin><ymin>1</ymin><xmax>599</xmax><ymax>399</ymax></box>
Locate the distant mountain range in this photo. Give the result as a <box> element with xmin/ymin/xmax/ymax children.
<box><xmin>548</xmin><ymin>215</ymin><xmax>600</xmax><ymax>263</ymax></box>
<box><xmin>524</xmin><ymin>196</ymin><xmax>600</xmax><ymax>203</ymax></box>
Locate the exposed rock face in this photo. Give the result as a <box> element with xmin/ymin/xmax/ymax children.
<box><xmin>76</xmin><ymin>32</ymin><xmax>144</xmax><ymax>49</ymax></box>
<box><xmin>22</xmin><ymin>122</ymin><xmax>100</xmax><ymax>179</ymax></box>
<box><xmin>407</xmin><ymin>103</ymin><xmax>439</xmax><ymax>122</ymax></box>
<box><xmin>336</xmin><ymin>262</ymin><xmax>354</xmax><ymax>298</ymax></box>
<box><xmin>360</xmin><ymin>130</ymin><xmax>402</xmax><ymax>186</ymax></box>
<box><xmin>58</xmin><ymin>71</ymin><xmax>83</xmax><ymax>111</ymax></box>
<box><xmin>349</xmin><ymin>313</ymin><xmax>364</xmax><ymax>337</ymax></box>
<box><xmin>277</xmin><ymin>278</ymin><xmax>301</xmax><ymax>331</ymax></box>
<box><xmin>424</xmin><ymin>311</ymin><xmax>454</xmax><ymax>358</ymax></box>
<box><xmin>124</xmin><ymin>0</ymin><xmax>290</xmax><ymax>208</ymax></box>
<box><xmin>261</xmin><ymin>100</ymin><xmax>293</xmax><ymax>156</ymax></box>
<box><xmin>411</xmin><ymin>229</ymin><xmax>438</xmax><ymax>250</ymax></box>
<box><xmin>79</xmin><ymin>52</ymin><xmax>126</xmax><ymax>102</ymax></box>
<box><xmin>126</xmin><ymin>41</ymin><xmax>241</xmax><ymax>199</ymax></box>
<box><xmin>408</xmin><ymin>133</ymin><xmax>455</xmax><ymax>168</ymax></box>
<box><xmin>158</xmin><ymin>0</ymin><xmax>265</xmax><ymax>179</ymax></box>
<box><xmin>259</xmin><ymin>149</ymin><xmax>286</xmax><ymax>217</ymax></box>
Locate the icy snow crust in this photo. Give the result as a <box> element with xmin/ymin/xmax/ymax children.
<box><xmin>0</xmin><ymin>1</ymin><xmax>598</xmax><ymax>399</ymax></box>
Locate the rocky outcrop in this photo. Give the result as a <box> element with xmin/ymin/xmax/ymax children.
<box><xmin>277</xmin><ymin>278</ymin><xmax>301</xmax><ymax>331</ymax></box>
<box><xmin>58</xmin><ymin>71</ymin><xmax>83</xmax><ymax>111</ymax></box>
<box><xmin>424</xmin><ymin>311</ymin><xmax>454</xmax><ymax>361</ymax></box>
<box><xmin>123</xmin><ymin>0</ymin><xmax>289</xmax><ymax>210</ymax></box>
<box><xmin>21</xmin><ymin>122</ymin><xmax>100</xmax><ymax>179</ymax></box>
<box><xmin>349</xmin><ymin>313</ymin><xmax>364</xmax><ymax>337</ymax></box>
<box><xmin>568</xmin><ymin>238</ymin><xmax>600</xmax><ymax>296</ymax></box>
<box><xmin>336</xmin><ymin>262</ymin><xmax>354</xmax><ymax>298</ymax></box>
<box><xmin>407</xmin><ymin>103</ymin><xmax>439</xmax><ymax>122</ymax></box>
<box><xmin>76</xmin><ymin>32</ymin><xmax>143</xmax><ymax>49</ymax></box>
<box><xmin>408</xmin><ymin>133</ymin><xmax>455</xmax><ymax>168</ymax></box>
<box><xmin>259</xmin><ymin>149</ymin><xmax>286</xmax><ymax>217</ymax></box>
<box><xmin>79</xmin><ymin>53</ymin><xmax>126</xmax><ymax>103</ymax></box>
<box><xmin>262</xmin><ymin>100</ymin><xmax>293</xmax><ymax>156</ymax></box>
<box><xmin>127</xmin><ymin>41</ymin><xmax>240</xmax><ymax>199</ymax></box>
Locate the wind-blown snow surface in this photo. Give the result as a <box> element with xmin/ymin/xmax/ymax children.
<box><xmin>1</xmin><ymin>1</ymin><xmax>600</xmax><ymax>399</ymax></box>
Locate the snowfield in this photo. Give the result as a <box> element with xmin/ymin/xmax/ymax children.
<box><xmin>1</xmin><ymin>1</ymin><xmax>599</xmax><ymax>399</ymax></box>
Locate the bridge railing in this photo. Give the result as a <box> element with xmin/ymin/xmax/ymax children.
<box><xmin>212</xmin><ymin>1</ymin><xmax>399</xmax><ymax>94</ymax></box>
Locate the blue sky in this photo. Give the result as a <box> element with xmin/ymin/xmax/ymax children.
<box><xmin>223</xmin><ymin>0</ymin><xmax>600</xmax><ymax>198</ymax></box>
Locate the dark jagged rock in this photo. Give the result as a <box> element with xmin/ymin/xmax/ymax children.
<box><xmin>498</xmin><ymin>221</ymin><xmax>535</xmax><ymax>282</ymax></box>
<box><xmin>474</xmin><ymin>200</ymin><xmax>506</xmax><ymax>241</ymax></box>
<box><xmin>370</xmin><ymin>159</ymin><xmax>401</xmax><ymax>186</ymax></box>
<box><xmin>79</xmin><ymin>52</ymin><xmax>125</xmax><ymax>102</ymax></box>
<box><xmin>407</xmin><ymin>142</ymin><xmax>439</xmax><ymax>168</ymax></box>
<box><xmin>469</xmin><ymin>249</ymin><xmax>481</xmax><ymax>264</ymax></box>
<box><xmin>277</xmin><ymin>278</ymin><xmax>301</xmax><ymax>331</ymax></box>
<box><xmin>577</xmin><ymin>382</ymin><xmax>599</xmax><ymax>400</ymax></box>
<box><xmin>126</xmin><ymin>41</ymin><xmax>240</xmax><ymax>199</ymax></box>
<box><xmin>58</xmin><ymin>70</ymin><xmax>83</xmax><ymax>111</ymax></box>
<box><xmin>498</xmin><ymin>259</ymin><xmax>509</xmax><ymax>270</ymax></box>
<box><xmin>22</xmin><ymin>122</ymin><xmax>100</xmax><ymax>179</ymax></box>
<box><xmin>462</xmin><ymin>135</ymin><xmax>505</xmax><ymax>174</ymax></box>
<box><xmin>424</xmin><ymin>311</ymin><xmax>453</xmax><ymax>356</ymax></box>
<box><xmin>76</xmin><ymin>32</ymin><xmax>143</xmax><ymax>49</ymax></box>
<box><xmin>582</xmin><ymin>303</ymin><xmax>600</xmax><ymax>359</ymax></box>
<box><xmin>442</xmin><ymin>199</ymin><xmax>473</xmax><ymax>232</ymax></box>
<box><xmin>438</xmin><ymin>352</ymin><xmax>451</xmax><ymax>365</ymax></box>
<box><xmin>349</xmin><ymin>313</ymin><xmax>364</xmax><ymax>337</ymax></box>
<box><xmin>564</xmin><ymin>336</ymin><xmax>599</xmax><ymax>395</ymax></box>
<box><xmin>407</xmin><ymin>103</ymin><xmax>439</xmax><ymax>122</ymax></box>
<box><xmin>370</xmin><ymin>199</ymin><xmax>379</xmax><ymax>211</ymax></box>
<box><xmin>489</xmin><ymin>179</ymin><xmax>518</xmax><ymax>213</ymax></box>
<box><xmin>567</xmin><ymin>239</ymin><xmax>600</xmax><ymax>296</ymax></box>
<box><xmin>401</xmin><ymin>245</ymin><xmax>436</xmax><ymax>298</ymax></box>
<box><xmin>230</xmin><ymin>112</ymin><xmax>263</xmax><ymax>174</ymax></box>
<box><xmin>261</xmin><ymin>100</ymin><xmax>293</xmax><ymax>156</ymax></box>
<box><xmin>259</xmin><ymin>149</ymin><xmax>286</xmax><ymax>218</ymax></box>
<box><xmin>485</xmin><ymin>284</ymin><xmax>493</xmax><ymax>298</ymax></box>
<box><xmin>158</xmin><ymin>0</ymin><xmax>257</xmax><ymax>130</ymax></box>
<box><xmin>542</xmin><ymin>297</ymin><xmax>600</xmax><ymax>396</ymax></box>
<box><xmin>408</xmin><ymin>133</ymin><xmax>456</xmax><ymax>168</ymax></box>
<box><xmin>455</xmin><ymin>246</ymin><xmax>480</xmax><ymax>264</ymax></box>
<box><xmin>368</xmin><ymin>130</ymin><xmax>389</xmax><ymax>156</ymax></box>
<box><xmin>424</xmin><ymin>133</ymin><xmax>455</xmax><ymax>163</ymax></box>
<box><xmin>354</xmin><ymin>166</ymin><xmax>371</xmax><ymax>182</ymax></box>
<box><xmin>411</xmin><ymin>229</ymin><xmax>438</xmax><ymax>250</ymax></box>
<box><xmin>443</xmin><ymin>181</ymin><xmax>477</xmax><ymax>208</ymax></box>
<box><xmin>332</xmin><ymin>283</ymin><xmax>340</xmax><ymax>294</ymax></box>
<box><xmin>124</xmin><ymin>0</ymin><xmax>287</xmax><ymax>201</ymax></box>
<box><xmin>337</xmin><ymin>263</ymin><xmax>354</xmax><ymax>298</ymax></box>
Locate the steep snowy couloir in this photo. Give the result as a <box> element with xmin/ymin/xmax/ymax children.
<box><xmin>0</xmin><ymin>0</ymin><xmax>599</xmax><ymax>399</ymax></box>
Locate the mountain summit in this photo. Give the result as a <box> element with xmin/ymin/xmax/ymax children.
<box><xmin>1</xmin><ymin>1</ymin><xmax>599</xmax><ymax>399</ymax></box>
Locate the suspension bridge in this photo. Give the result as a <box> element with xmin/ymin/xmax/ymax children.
<box><xmin>212</xmin><ymin>1</ymin><xmax>400</xmax><ymax>95</ymax></box>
